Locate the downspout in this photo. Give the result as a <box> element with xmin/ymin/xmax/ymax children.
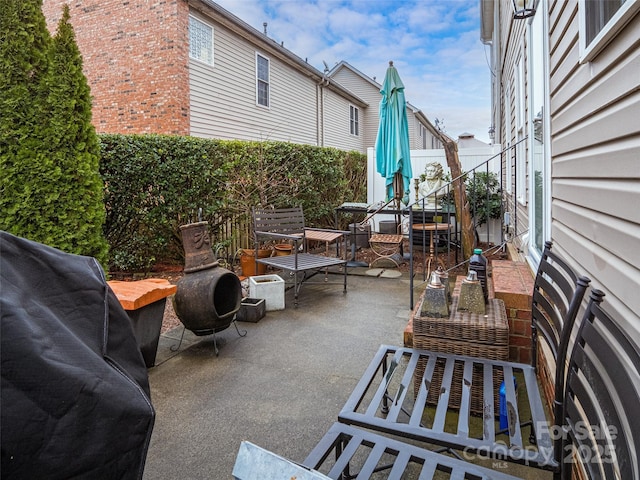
<box><xmin>317</xmin><ymin>76</ymin><xmax>330</xmax><ymax>147</ymax></box>
<box><xmin>316</xmin><ymin>84</ymin><xmax>322</xmax><ymax>146</ymax></box>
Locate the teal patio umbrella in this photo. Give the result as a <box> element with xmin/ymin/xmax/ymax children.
<box><xmin>375</xmin><ymin>61</ymin><xmax>412</xmax><ymax>207</ymax></box>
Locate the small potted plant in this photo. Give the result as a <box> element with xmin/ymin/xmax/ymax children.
<box><xmin>465</xmin><ymin>171</ymin><xmax>502</xmax><ymax>244</ymax></box>
<box><xmin>239</xmin><ymin>245</ymin><xmax>272</xmax><ymax>277</ymax></box>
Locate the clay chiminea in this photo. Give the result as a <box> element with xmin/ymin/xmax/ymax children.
<box><xmin>173</xmin><ymin>221</ymin><xmax>242</xmax><ymax>336</ymax></box>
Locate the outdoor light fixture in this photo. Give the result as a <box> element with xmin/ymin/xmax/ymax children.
<box><xmin>512</xmin><ymin>0</ymin><xmax>536</xmax><ymax>19</ymax></box>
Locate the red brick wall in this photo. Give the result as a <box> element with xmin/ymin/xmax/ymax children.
<box><xmin>491</xmin><ymin>260</ymin><xmax>534</xmax><ymax>363</ymax></box>
<box><xmin>42</xmin><ymin>0</ymin><xmax>190</xmax><ymax>134</ymax></box>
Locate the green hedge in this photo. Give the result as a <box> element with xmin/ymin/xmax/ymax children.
<box><xmin>99</xmin><ymin>134</ymin><xmax>367</xmax><ymax>272</ymax></box>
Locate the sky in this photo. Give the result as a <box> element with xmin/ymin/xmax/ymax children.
<box><xmin>214</xmin><ymin>0</ymin><xmax>493</xmax><ymax>143</ymax></box>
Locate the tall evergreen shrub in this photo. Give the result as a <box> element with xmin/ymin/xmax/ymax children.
<box><xmin>0</xmin><ymin>2</ymin><xmax>108</xmax><ymax>265</ymax></box>
<box><xmin>1</xmin><ymin>0</ymin><xmax>51</xmax><ymax>228</ymax></box>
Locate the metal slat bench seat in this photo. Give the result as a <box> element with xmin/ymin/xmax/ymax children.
<box><xmin>296</xmin><ymin>290</ymin><xmax>639</xmax><ymax>480</ymax></box>
<box><xmin>234</xmin><ymin>290</ymin><xmax>638</xmax><ymax>479</ymax></box>
<box><xmin>337</xmin><ymin>242</ymin><xmax>591</xmax><ymax>473</ymax></box>
<box><xmin>338</xmin><ymin>345</ymin><xmax>553</xmax><ymax>467</ymax></box>
<box><xmin>302</xmin><ymin>422</ymin><xmax>522</xmax><ymax>480</ymax></box>
<box><xmin>252</xmin><ymin>207</ymin><xmax>349</xmax><ymax>307</ymax></box>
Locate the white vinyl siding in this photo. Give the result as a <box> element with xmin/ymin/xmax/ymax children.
<box><xmin>492</xmin><ymin>3</ymin><xmax>531</xmax><ymax>248</ymax></box>
<box><xmin>189</xmin><ymin>18</ymin><xmax>317</xmax><ymax>144</ymax></box>
<box><xmin>329</xmin><ymin>64</ymin><xmax>437</xmax><ymax>154</ymax></box>
<box><xmin>515</xmin><ymin>54</ymin><xmax>526</xmax><ymax>205</ymax></box>
<box><xmin>323</xmin><ymin>91</ymin><xmax>363</xmax><ymax>151</ymax></box>
<box><xmin>330</xmin><ymin>67</ymin><xmax>377</xmax><ymax>150</ymax></box>
<box><xmin>189</xmin><ymin>15</ymin><xmax>213</xmax><ymax>66</ymax></box>
<box><xmin>505</xmin><ymin>85</ymin><xmax>513</xmax><ymax>193</ymax></box>
<box><xmin>406</xmin><ymin>111</ymin><xmax>417</xmax><ymax>149</ymax></box>
<box><xmin>407</xmin><ymin>115</ymin><xmax>431</xmax><ymax>151</ymax></box>
<box><xmin>548</xmin><ymin>0</ymin><xmax>640</xmax><ymax>336</ymax></box>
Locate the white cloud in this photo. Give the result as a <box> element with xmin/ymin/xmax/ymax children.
<box><xmin>214</xmin><ymin>0</ymin><xmax>493</xmax><ymax>143</ymax></box>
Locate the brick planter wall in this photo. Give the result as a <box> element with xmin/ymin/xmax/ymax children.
<box><xmin>42</xmin><ymin>0</ymin><xmax>190</xmax><ymax>135</ymax></box>
<box><xmin>491</xmin><ymin>260</ymin><xmax>534</xmax><ymax>364</ymax></box>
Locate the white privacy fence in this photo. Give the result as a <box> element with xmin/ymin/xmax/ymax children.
<box><xmin>365</xmin><ymin>145</ymin><xmax>503</xmax><ymax>242</ymax></box>
<box><xmin>366</xmin><ymin>145</ymin><xmax>503</xmax><ymax>206</ymax></box>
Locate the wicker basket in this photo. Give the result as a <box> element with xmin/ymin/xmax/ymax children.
<box><xmin>414</xmin><ymin>357</ymin><xmax>505</xmax><ymax>415</ymax></box>
<box><xmin>413</xmin><ymin>297</ymin><xmax>510</xmax><ymax>414</ymax></box>
<box><xmin>413</xmin><ymin>297</ymin><xmax>509</xmax><ymax>345</ymax></box>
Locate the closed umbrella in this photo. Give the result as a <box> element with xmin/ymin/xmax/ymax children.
<box><xmin>375</xmin><ymin>61</ymin><xmax>412</xmax><ymax>208</ymax></box>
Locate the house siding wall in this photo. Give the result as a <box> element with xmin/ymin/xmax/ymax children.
<box><xmin>320</xmin><ymin>92</ymin><xmax>363</xmax><ymax>152</ymax></box>
<box><xmin>407</xmin><ymin>117</ymin><xmax>417</xmax><ymax>150</ymax></box>
<box><xmin>495</xmin><ymin>1</ymin><xmax>531</xmax><ymax>252</ymax></box>
<box><xmin>42</xmin><ymin>0</ymin><xmax>190</xmax><ymax>135</ymax></box>
<box><xmin>408</xmin><ymin>115</ymin><xmax>426</xmax><ymax>150</ymax></box>
<box><xmin>330</xmin><ymin>65</ymin><xmax>438</xmax><ymax>154</ymax></box>
<box><xmin>330</xmin><ymin>67</ymin><xmax>378</xmax><ymax>150</ymax></box>
<box><xmin>547</xmin><ymin>0</ymin><xmax>640</xmax><ymax>337</ymax></box>
<box><xmin>188</xmin><ymin>10</ymin><xmax>318</xmax><ymax>144</ymax></box>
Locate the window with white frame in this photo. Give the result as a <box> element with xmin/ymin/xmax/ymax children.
<box><xmin>350</xmin><ymin>105</ymin><xmax>359</xmax><ymax>136</ymax></box>
<box><xmin>256</xmin><ymin>54</ymin><xmax>270</xmax><ymax>107</ymax></box>
<box><xmin>579</xmin><ymin>0</ymin><xmax>640</xmax><ymax>62</ymax></box>
<box><xmin>419</xmin><ymin>123</ymin><xmax>427</xmax><ymax>149</ymax></box>
<box><xmin>528</xmin><ymin>5</ymin><xmax>549</xmax><ymax>255</ymax></box>
<box><xmin>515</xmin><ymin>54</ymin><xmax>526</xmax><ymax>205</ymax></box>
<box><xmin>189</xmin><ymin>16</ymin><xmax>213</xmax><ymax>66</ymax></box>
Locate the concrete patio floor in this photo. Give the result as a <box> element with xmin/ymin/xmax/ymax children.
<box><xmin>142</xmin><ymin>269</ymin><xmax>548</xmax><ymax>479</ymax></box>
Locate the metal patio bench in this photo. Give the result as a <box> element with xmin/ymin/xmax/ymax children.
<box><xmin>298</xmin><ymin>290</ymin><xmax>639</xmax><ymax>480</ymax></box>
<box><xmin>336</xmin><ymin>241</ymin><xmax>592</xmax><ymax>473</ymax></box>
<box><xmin>252</xmin><ymin>207</ymin><xmax>349</xmax><ymax>307</ymax></box>
<box><xmin>302</xmin><ymin>422</ymin><xmax>521</xmax><ymax>479</ymax></box>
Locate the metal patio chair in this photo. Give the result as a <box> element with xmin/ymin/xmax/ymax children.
<box><xmin>252</xmin><ymin>207</ymin><xmax>349</xmax><ymax>307</ymax></box>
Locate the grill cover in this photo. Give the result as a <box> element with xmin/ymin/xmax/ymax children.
<box><xmin>1</xmin><ymin>231</ymin><xmax>155</xmax><ymax>479</ymax></box>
